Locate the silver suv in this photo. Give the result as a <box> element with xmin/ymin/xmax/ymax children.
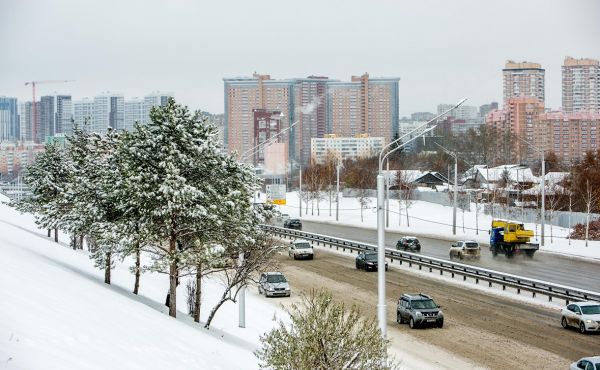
<box><xmin>396</xmin><ymin>293</ymin><xmax>444</xmax><ymax>329</ymax></box>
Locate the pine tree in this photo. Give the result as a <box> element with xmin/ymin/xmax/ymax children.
<box><xmin>117</xmin><ymin>98</ymin><xmax>261</xmax><ymax>318</ymax></box>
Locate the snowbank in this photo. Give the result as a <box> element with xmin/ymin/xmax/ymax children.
<box><xmin>279</xmin><ymin>192</ymin><xmax>600</xmax><ymax>261</ymax></box>
<box><xmin>0</xmin><ymin>203</ymin><xmax>285</xmax><ymax>370</ymax></box>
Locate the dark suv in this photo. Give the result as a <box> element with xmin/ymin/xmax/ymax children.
<box><xmin>396</xmin><ymin>236</ymin><xmax>421</xmax><ymax>252</ymax></box>
<box><xmin>396</xmin><ymin>293</ymin><xmax>444</xmax><ymax>329</ymax></box>
<box><xmin>283</xmin><ymin>218</ymin><xmax>302</xmax><ymax>230</ymax></box>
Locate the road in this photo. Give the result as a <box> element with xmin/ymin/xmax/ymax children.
<box><xmin>300</xmin><ymin>220</ymin><xmax>600</xmax><ymax>292</ymax></box>
<box><xmin>275</xmin><ymin>247</ymin><xmax>600</xmax><ymax>369</ymax></box>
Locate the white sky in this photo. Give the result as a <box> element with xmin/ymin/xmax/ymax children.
<box><xmin>1</xmin><ymin>0</ymin><xmax>599</xmax><ymax>116</ymax></box>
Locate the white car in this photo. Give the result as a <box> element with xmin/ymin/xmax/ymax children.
<box><xmin>258</xmin><ymin>272</ymin><xmax>290</xmax><ymax>298</ymax></box>
<box><xmin>288</xmin><ymin>239</ymin><xmax>314</xmax><ymax>260</ymax></box>
<box><xmin>561</xmin><ymin>301</ymin><xmax>600</xmax><ymax>334</ymax></box>
<box><xmin>570</xmin><ymin>356</ymin><xmax>600</xmax><ymax>370</ymax></box>
<box><xmin>449</xmin><ymin>240</ymin><xmax>481</xmax><ymax>260</ymax></box>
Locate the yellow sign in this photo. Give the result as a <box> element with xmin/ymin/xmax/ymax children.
<box><xmin>273</xmin><ymin>199</ymin><xmax>286</xmax><ymax>205</ymax></box>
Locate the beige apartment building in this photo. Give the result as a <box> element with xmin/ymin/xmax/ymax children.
<box><xmin>538</xmin><ymin>111</ymin><xmax>600</xmax><ymax>163</ymax></box>
<box><xmin>503</xmin><ymin>61</ymin><xmax>545</xmax><ymax>103</ymax></box>
<box><xmin>562</xmin><ymin>57</ymin><xmax>600</xmax><ymax>113</ymax></box>
<box><xmin>310</xmin><ymin>134</ymin><xmax>385</xmax><ymax>164</ymax></box>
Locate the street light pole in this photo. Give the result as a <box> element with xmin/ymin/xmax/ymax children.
<box><xmin>336</xmin><ymin>160</ymin><xmax>340</xmax><ymax>221</ymax></box>
<box><xmin>299</xmin><ymin>165</ymin><xmax>302</xmax><ymax>218</ymax></box>
<box><xmin>386</xmin><ymin>159</ymin><xmax>390</xmax><ymax>228</ymax></box>
<box><xmin>376</xmin><ymin>98</ymin><xmax>467</xmax><ymax>339</ymax></box>
<box><xmin>435</xmin><ymin>142</ymin><xmax>458</xmax><ymax>235</ymax></box>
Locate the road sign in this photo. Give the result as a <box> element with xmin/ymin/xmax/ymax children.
<box><xmin>266</xmin><ymin>184</ymin><xmax>286</xmax><ymax>205</ymax></box>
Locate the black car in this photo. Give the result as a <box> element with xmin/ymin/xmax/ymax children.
<box><xmin>396</xmin><ymin>236</ymin><xmax>421</xmax><ymax>252</ymax></box>
<box><xmin>283</xmin><ymin>218</ymin><xmax>302</xmax><ymax>230</ymax></box>
<box><xmin>355</xmin><ymin>251</ymin><xmax>388</xmax><ymax>271</ymax></box>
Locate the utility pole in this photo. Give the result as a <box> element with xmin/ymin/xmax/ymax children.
<box><xmin>299</xmin><ymin>165</ymin><xmax>302</xmax><ymax>218</ymax></box>
<box><xmin>386</xmin><ymin>159</ymin><xmax>390</xmax><ymax>228</ymax></box>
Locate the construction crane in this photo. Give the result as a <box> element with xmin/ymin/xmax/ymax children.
<box><xmin>24</xmin><ymin>80</ymin><xmax>74</xmax><ymax>142</ymax></box>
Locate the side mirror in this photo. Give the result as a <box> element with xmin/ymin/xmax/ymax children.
<box><xmin>452</xmin><ymin>244</ymin><xmax>457</xmax><ymax>248</ymax></box>
<box><xmin>437</xmin><ymin>305</ymin><xmax>442</xmax><ymax>308</ymax></box>
<box><xmin>576</xmin><ymin>312</ymin><xmax>581</xmax><ymax>315</ymax></box>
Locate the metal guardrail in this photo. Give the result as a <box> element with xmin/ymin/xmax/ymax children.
<box><xmin>261</xmin><ymin>225</ymin><xmax>600</xmax><ymax>304</ymax></box>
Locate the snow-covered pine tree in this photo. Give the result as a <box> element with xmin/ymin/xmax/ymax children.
<box><xmin>12</xmin><ymin>142</ymin><xmax>70</xmax><ymax>243</ymax></box>
<box><xmin>117</xmin><ymin>98</ymin><xmax>261</xmax><ymax>318</ymax></box>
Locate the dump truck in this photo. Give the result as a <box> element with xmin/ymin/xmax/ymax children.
<box><xmin>489</xmin><ymin>219</ymin><xmax>539</xmax><ymax>258</ymax></box>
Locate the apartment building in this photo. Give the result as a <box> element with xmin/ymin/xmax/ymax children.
<box><xmin>503</xmin><ymin>61</ymin><xmax>545</xmax><ymax>103</ymax></box>
<box><xmin>562</xmin><ymin>56</ymin><xmax>600</xmax><ymax>113</ymax></box>
<box><xmin>310</xmin><ymin>134</ymin><xmax>384</xmax><ymax>164</ymax></box>
<box><xmin>538</xmin><ymin>111</ymin><xmax>600</xmax><ymax>163</ymax></box>
<box><xmin>0</xmin><ymin>97</ymin><xmax>19</xmax><ymax>142</ymax></box>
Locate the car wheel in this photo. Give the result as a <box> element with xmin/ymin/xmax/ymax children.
<box><xmin>579</xmin><ymin>322</ymin><xmax>587</xmax><ymax>334</ymax></box>
<box><xmin>561</xmin><ymin>316</ymin><xmax>569</xmax><ymax>329</ymax></box>
<box><xmin>437</xmin><ymin>319</ymin><xmax>444</xmax><ymax>328</ymax></box>
<box><xmin>355</xmin><ymin>262</ymin><xmax>359</xmax><ymax>269</ymax></box>
<box><xmin>293</xmin><ymin>254</ymin><xmax>297</xmax><ymax>260</ymax></box>
<box><xmin>458</xmin><ymin>253</ymin><xmax>464</xmax><ymax>260</ymax></box>
<box><xmin>449</xmin><ymin>253</ymin><xmax>454</xmax><ymax>259</ymax></box>
<box><xmin>409</xmin><ymin>317</ymin><xmax>416</xmax><ymax>329</ymax></box>
<box><xmin>385</xmin><ymin>265</ymin><xmax>388</xmax><ymax>271</ymax></box>
<box><xmin>310</xmin><ymin>255</ymin><xmax>314</xmax><ymax>260</ymax></box>
<box><xmin>397</xmin><ymin>312</ymin><xmax>403</xmax><ymax>324</ymax></box>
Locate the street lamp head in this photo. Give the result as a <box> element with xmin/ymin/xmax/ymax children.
<box><xmin>454</xmin><ymin>98</ymin><xmax>468</xmax><ymax>109</ymax></box>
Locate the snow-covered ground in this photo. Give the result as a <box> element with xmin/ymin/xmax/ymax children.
<box><xmin>0</xmin><ymin>197</ymin><xmax>463</xmax><ymax>370</ymax></box>
<box><xmin>277</xmin><ymin>192</ymin><xmax>600</xmax><ymax>261</ymax></box>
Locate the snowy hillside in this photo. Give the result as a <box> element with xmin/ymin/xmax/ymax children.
<box><xmin>0</xmin><ymin>201</ymin><xmax>284</xmax><ymax>370</ymax></box>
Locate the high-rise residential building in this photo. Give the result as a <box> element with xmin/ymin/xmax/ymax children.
<box><xmin>55</xmin><ymin>95</ymin><xmax>72</xmax><ymax>136</ymax></box>
<box><xmin>224</xmin><ymin>73</ymin><xmax>399</xmax><ymax>166</ymax></box>
<box><xmin>224</xmin><ymin>74</ymin><xmax>294</xmax><ymax>164</ymax></box>
<box><xmin>503</xmin><ymin>61</ymin><xmax>545</xmax><ymax>103</ymax></box>
<box><xmin>143</xmin><ymin>92</ymin><xmax>173</xmax><ymax>123</ymax></box>
<box><xmin>437</xmin><ymin>103</ymin><xmax>479</xmax><ymax>121</ymax></box>
<box><xmin>562</xmin><ymin>56</ymin><xmax>600</xmax><ymax>113</ymax></box>
<box><xmin>486</xmin><ymin>97</ymin><xmax>545</xmax><ymax>163</ymax></box>
<box><xmin>124</xmin><ymin>98</ymin><xmax>144</xmax><ymax>131</ymax></box>
<box><xmin>39</xmin><ymin>96</ymin><xmax>55</xmax><ymax>142</ymax></box>
<box><xmin>73</xmin><ymin>98</ymin><xmax>93</xmax><ymax>131</ymax></box>
<box><xmin>92</xmin><ymin>93</ymin><xmax>124</xmax><ymax>134</ymax></box>
<box><xmin>18</xmin><ymin>101</ymin><xmax>40</xmax><ymax>142</ymax></box>
<box><xmin>328</xmin><ymin>73</ymin><xmax>399</xmax><ymax>143</ymax></box>
<box><xmin>252</xmin><ymin>108</ymin><xmax>282</xmax><ymax>166</ymax></box>
<box><xmin>538</xmin><ymin>111</ymin><xmax>600</xmax><ymax>163</ymax></box>
<box><xmin>0</xmin><ymin>97</ymin><xmax>19</xmax><ymax>142</ymax></box>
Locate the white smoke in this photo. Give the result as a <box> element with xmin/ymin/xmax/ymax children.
<box><xmin>299</xmin><ymin>95</ymin><xmax>322</xmax><ymax>115</ymax></box>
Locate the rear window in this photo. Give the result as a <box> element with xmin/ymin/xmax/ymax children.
<box><xmin>465</xmin><ymin>242</ymin><xmax>479</xmax><ymax>248</ymax></box>
<box><xmin>581</xmin><ymin>305</ymin><xmax>600</xmax><ymax>315</ymax></box>
<box><xmin>295</xmin><ymin>242</ymin><xmax>311</xmax><ymax>249</ymax></box>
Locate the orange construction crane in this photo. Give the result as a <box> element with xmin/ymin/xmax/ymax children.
<box><xmin>24</xmin><ymin>80</ymin><xmax>74</xmax><ymax>142</ymax></box>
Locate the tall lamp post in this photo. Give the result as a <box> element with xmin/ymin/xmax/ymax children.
<box><xmin>512</xmin><ymin>135</ymin><xmax>545</xmax><ymax>247</ymax></box>
<box><xmin>376</xmin><ymin>98</ymin><xmax>467</xmax><ymax>338</ymax></box>
<box><xmin>238</xmin><ymin>116</ymin><xmax>299</xmax><ymax>328</ymax></box>
<box><xmin>434</xmin><ymin>142</ymin><xmax>458</xmax><ymax>235</ymax></box>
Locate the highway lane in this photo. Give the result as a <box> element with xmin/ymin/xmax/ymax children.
<box><xmin>300</xmin><ymin>220</ymin><xmax>600</xmax><ymax>292</ymax></box>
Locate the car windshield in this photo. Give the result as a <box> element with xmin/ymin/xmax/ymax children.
<box><xmin>465</xmin><ymin>242</ymin><xmax>478</xmax><ymax>248</ymax></box>
<box><xmin>406</xmin><ymin>238</ymin><xmax>418</xmax><ymax>243</ymax></box>
<box><xmin>581</xmin><ymin>305</ymin><xmax>600</xmax><ymax>315</ymax></box>
<box><xmin>295</xmin><ymin>242</ymin><xmax>311</xmax><ymax>249</ymax></box>
<box><xmin>290</xmin><ymin>219</ymin><xmax>300</xmax><ymax>224</ymax></box>
<box><xmin>266</xmin><ymin>274</ymin><xmax>287</xmax><ymax>283</ymax></box>
<box><xmin>364</xmin><ymin>253</ymin><xmax>378</xmax><ymax>261</ymax></box>
<box><xmin>410</xmin><ymin>299</ymin><xmax>437</xmax><ymax>309</ymax></box>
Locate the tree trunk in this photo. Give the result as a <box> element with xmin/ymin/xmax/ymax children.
<box><xmin>585</xmin><ymin>209</ymin><xmax>590</xmax><ymax>248</ymax></box>
<box><xmin>133</xmin><ymin>242</ymin><xmax>141</xmax><ymax>295</ymax></box>
<box><xmin>71</xmin><ymin>235</ymin><xmax>76</xmax><ymax>250</ymax></box>
<box><xmin>205</xmin><ymin>289</ymin><xmax>230</xmax><ymax>329</ymax></box>
<box><xmin>194</xmin><ymin>263</ymin><xmax>202</xmax><ymax>323</ymax></box>
<box><xmin>47</xmin><ymin>229</ymin><xmax>51</xmax><ymax>238</ymax></box>
<box><xmin>329</xmin><ymin>189</ymin><xmax>332</xmax><ymax>217</ymax></box>
<box><xmin>54</xmin><ymin>228</ymin><xmax>58</xmax><ymax>243</ymax></box>
<box><xmin>79</xmin><ymin>234</ymin><xmax>84</xmax><ymax>250</ymax></box>
<box><xmin>104</xmin><ymin>250</ymin><xmax>111</xmax><ymax>285</ymax></box>
<box><xmin>168</xmin><ymin>223</ymin><xmax>178</xmax><ymax>317</ymax></box>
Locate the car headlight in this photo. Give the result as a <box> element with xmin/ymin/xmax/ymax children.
<box><xmin>586</xmin><ymin>319</ymin><xmax>593</xmax><ymax>323</ymax></box>
<box><xmin>438</xmin><ymin>310</ymin><xmax>444</xmax><ymax>317</ymax></box>
<box><xmin>415</xmin><ymin>311</ymin><xmax>422</xmax><ymax>316</ymax></box>
<box><xmin>267</xmin><ymin>286</ymin><xmax>274</xmax><ymax>291</ymax></box>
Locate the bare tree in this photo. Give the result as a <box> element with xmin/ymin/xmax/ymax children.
<box><xmin>582</xmin><ymin>179</ymin><xmax>599</xmax><ymax>247</ymax></box>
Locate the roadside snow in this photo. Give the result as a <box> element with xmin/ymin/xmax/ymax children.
<box><xmin>0</xmin><ymin>201</ymin><xmax>464</xmax><ymax>370</ymax></box>
<box><xmin>278</xmin><ymin>192</ymin><xmax>600</xmax><ymax>261</ymax></box>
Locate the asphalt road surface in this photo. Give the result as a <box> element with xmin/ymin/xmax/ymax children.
<box><xmin>301</xmin><ymin>220</ymin><xmax>600</xmax><ymax>292</ymax></box>
<box><xmin>275</xmin><ymin>247</ymin><xmax>600</xmax><ymax>369</ymax></box>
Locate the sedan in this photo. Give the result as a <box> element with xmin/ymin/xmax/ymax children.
<box><xmin>561</xmin><ymin>301</ymin><xmax>600</xmax><ymax>334</ymax></box>
<box><xmin>283</xmin><ymin>218</ymin><xmax>302</xmax><ymax>230</ymax></box>
<box><xmin>355</xmin><ymin>251</ymin><xmax>388</xmax><ymax>271</ymax></box>
<box><xmin>570</xmin><ymin>356</ymin><xmax>600</xmax><ymax>370</ymax></box>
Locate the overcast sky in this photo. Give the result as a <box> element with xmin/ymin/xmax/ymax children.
<box><xmin>1</xmin><ymin>0</ymin><xmax>599</xmax><ymax>116</ymax></box>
